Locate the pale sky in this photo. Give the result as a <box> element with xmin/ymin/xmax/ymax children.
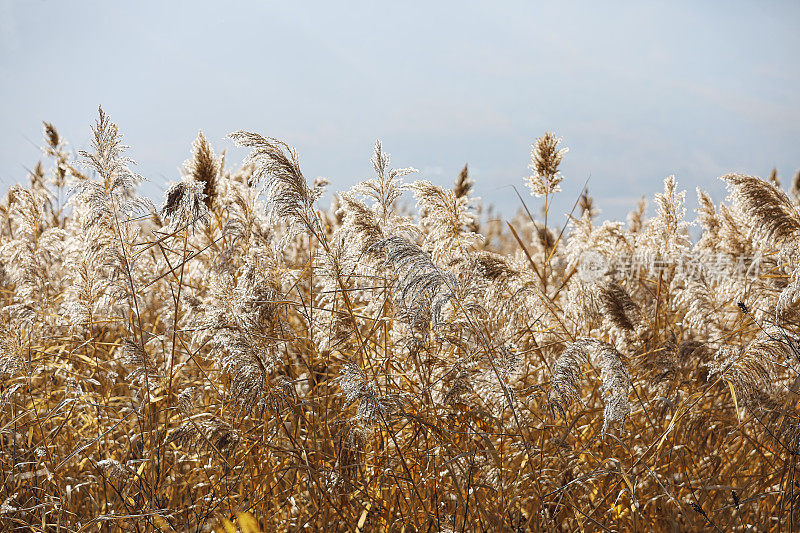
<box><xmin>1</xmin><ymin>0</ymin><xmax>798</xmax><ymax>222</ymax></box>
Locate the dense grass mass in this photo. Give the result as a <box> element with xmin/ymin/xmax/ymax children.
<box><xmin>2</xmin><ymin>109</ymin><xmax>800</xmax><ymax>531</ymax></box>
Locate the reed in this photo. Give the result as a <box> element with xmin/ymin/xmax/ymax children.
<box><xmin>1</xmin><ymin>110</ymin><xmax>798</xmax><ymax>531</ymax></box>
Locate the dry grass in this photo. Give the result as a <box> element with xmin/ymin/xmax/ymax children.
<box><xmin>1</xmin><ymin>111</ymin><xmax>800</xmax><ymax>531</ymax></box>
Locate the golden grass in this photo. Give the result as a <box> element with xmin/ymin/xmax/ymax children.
<box><xmin>1</xmin><ymin>114</ymin><xmax>799</xmax><ymax>531</ymax></box>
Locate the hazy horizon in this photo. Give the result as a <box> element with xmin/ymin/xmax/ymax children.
<box><xmin>1</xmin><ymin>0</ymin><xmax>798</xmax><ymax>222</ymax></box>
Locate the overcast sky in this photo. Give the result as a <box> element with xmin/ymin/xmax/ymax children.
<box><xmin>1</xmin><ymin>0</ymin><xmax>798</xmax><ymax>223</ymax></box>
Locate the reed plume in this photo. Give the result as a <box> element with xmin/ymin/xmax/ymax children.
<box><xmin>1</xmin><ymin>113</ymin><xmax>797</xmax><ymax>531</ymax></box>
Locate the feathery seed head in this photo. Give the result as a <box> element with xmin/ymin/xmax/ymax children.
<box><xmin>162</xmin><ymin>180</ymin><xmax>209</xmax><ymax>230</ymax></box>
<box><xmin>526</xmin><ymin>132</ymin><xmax>567</xmax><ymax>197</ymax></box>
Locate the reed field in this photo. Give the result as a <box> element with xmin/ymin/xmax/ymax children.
<box><xmin>2</xmin><ymin>108</ymin><xmax>800</xmax><ymax>531</ymax></box>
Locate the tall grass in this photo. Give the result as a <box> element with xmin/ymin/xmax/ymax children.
<box><xmin>1</xmin><ymin>108</ymin><xmax>799</xmax><ymax>531</ymax></box>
